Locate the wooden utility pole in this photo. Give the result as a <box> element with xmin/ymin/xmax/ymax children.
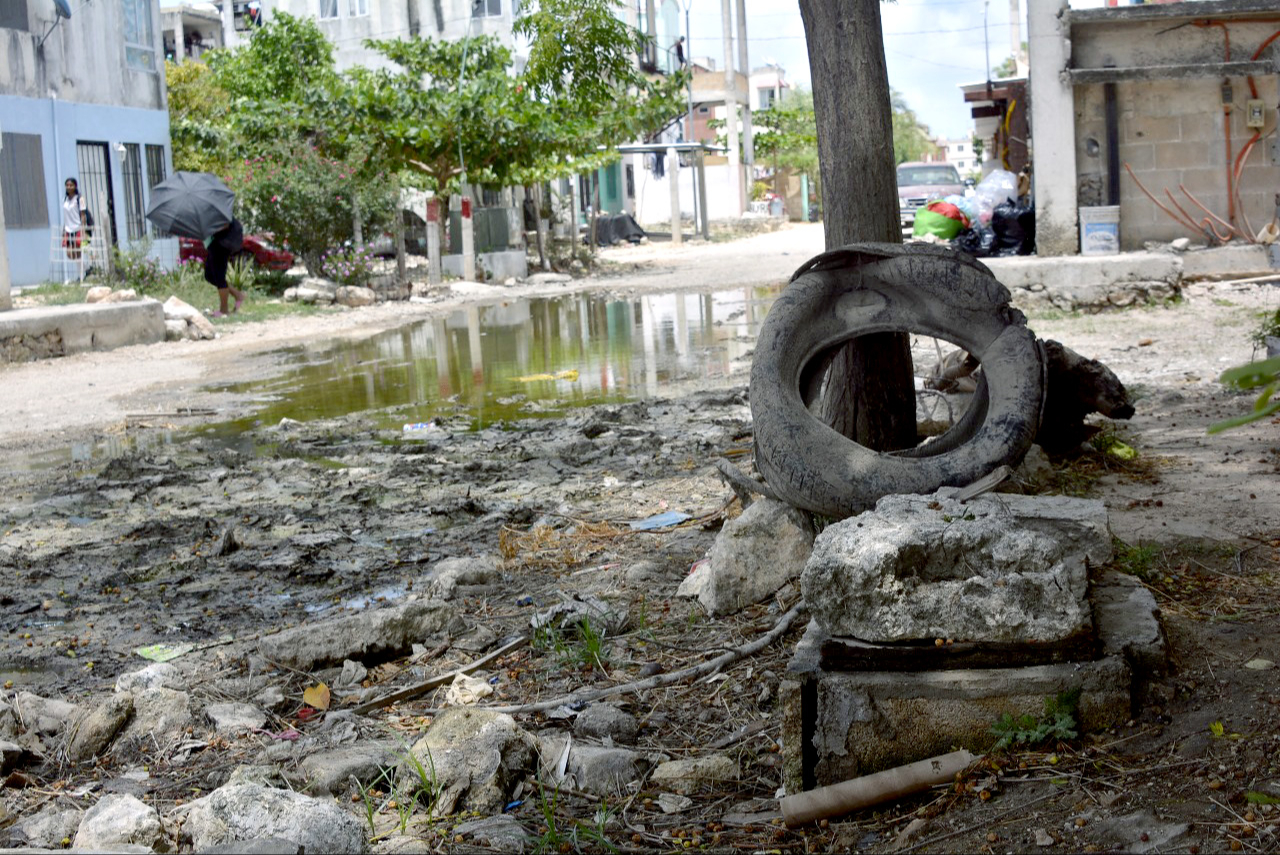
<box><xmin>798</xmin><ymin>0</ymin><xmax>916</xmax><ymax>450</ymax></box>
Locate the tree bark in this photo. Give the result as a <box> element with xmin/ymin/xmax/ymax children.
<box><xmin>798</xmin><ymin>0</ymin><xmax>916</xmax><ymax>451</ymax></box>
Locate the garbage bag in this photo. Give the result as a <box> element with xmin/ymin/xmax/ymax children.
<box><xmin>991</xmin><ymin>198</ymin><xmax>1036</xmax><ymax>256</ymax></box>
<box><xmin>954</xmin><ymin>226</ymin><xmax>997</xmax><ymax>257</ymax></box>
<box><xmin>975</xmin><ymin>169</ymin><xmax>1018</xmax><ymax>210</ymax></box>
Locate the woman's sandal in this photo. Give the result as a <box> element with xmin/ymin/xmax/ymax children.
<box><xmin>209</xmin><ymin>311</ymin><xmax>227</xmax><ymax>318</ymax></box>
<box><xmin>233</xmin><ymin>297</ymin><xmax>245</xmax><ymax>313</ymax></box>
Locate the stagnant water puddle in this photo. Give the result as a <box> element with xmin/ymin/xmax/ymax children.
<box><xmin>198</xmin><ymin>285</ymin><xmax>782</xmax><ymax>438</ymax></box>
<box><xmin>10</xmin><ymin>285</ymin><xmax>783</xmax><ymax>473</ymax></box>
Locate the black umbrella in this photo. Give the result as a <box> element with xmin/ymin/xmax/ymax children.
<box><xmin>145</xmin><ymin>171</ymin><xmax>235</xmax><ymax>240</ymax></box>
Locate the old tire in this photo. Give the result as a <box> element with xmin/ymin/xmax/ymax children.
<box><xmin>749</xmin><ymin>242</ymin><xmax>1044</xmax><ymax>519</ymax></box>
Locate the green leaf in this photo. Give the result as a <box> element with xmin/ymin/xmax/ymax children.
<box><xmin>1246</xmin><ymin>791</ymin><xmax>1280</xmax><ymax>805</ymax></box>
<box><xmin>1209</xmin><ymin>721</ymin><xmax>1225</xmax><ymax>738</ymax></box>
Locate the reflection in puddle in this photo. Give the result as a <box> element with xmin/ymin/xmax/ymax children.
<box><xmin>204</xmin><ymin>286</ymin><xmax>782</xmax><ymax>434</ymax></box>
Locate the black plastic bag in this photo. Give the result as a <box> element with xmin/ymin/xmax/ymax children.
<box><xmin>991</xmin><ymin>198</ymin><xmax>1036</xmax><ymax>256</ymax></box>
<box><xmin>955</xmin><ymin>226</ymin><xmax>997</xmax><ymax>257</ymax></box>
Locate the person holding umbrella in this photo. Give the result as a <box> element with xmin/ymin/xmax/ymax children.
<box><xmin>203</xmin><ymin>217</ymin><xmax>247</xmax><ymax>317</ymax></box>
<box><xmin>145</xmin><ymin>171</ymin><xmax>247</xmax><ymax>316</ymax></box>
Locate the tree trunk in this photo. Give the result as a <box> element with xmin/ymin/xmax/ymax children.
<box><xmin>799</xmin><ymin>0</ymin><xmax>915</xmax><ymax>451</ymax></box>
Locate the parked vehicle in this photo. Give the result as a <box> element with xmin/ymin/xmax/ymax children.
<box><xmin>178</xmin><ymin>234</ymin><xmax>294</xmax><ymax>271</ymax></box>
<box><xmin>896</xmin><ymin>162</ymin><xmax>966</xmax><ymax>229</ymax></box>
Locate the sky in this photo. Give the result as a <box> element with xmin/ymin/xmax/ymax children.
<box><xmin>682</xmin><ymin>0</ymin><xmax>1107</xmax><ymax>142</ymax></box>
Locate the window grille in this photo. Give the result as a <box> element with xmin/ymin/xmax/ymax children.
<box><xmin>122</xmin><ymin>143</ymin><xmax>146</xmax><ymax>241</ymax></box>
<box><xmin>145</xmin><ymin>144</ymin><xmax>168</xmax><ymax>236</ymax></box>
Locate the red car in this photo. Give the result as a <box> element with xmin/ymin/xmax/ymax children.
<box><xmin>178</xmin><ymin>234</ymin><xmax>294</xmax><ymax>271</ymax></box>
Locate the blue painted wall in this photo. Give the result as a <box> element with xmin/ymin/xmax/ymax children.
<box><xmin>2</xmin><ymin>94</ymin><xmax>175</xmax><ymax>286</ymax></box>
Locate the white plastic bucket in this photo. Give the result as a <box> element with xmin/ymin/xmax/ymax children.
<box><xmin>1079</xmin><ymin>205</ymin><xmax>1120</xmax><ymax>256</ymax></box>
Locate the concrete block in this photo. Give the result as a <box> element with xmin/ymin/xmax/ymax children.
<box><xmin>1116</xmin><ymin>141</ymin><xmax>1154</xmax><ymax>170</ymax></box>
<box><xmin>1126</xmin><ymin>115</ymin><xmax>1179</xmax><ymax>144</ymax></box>
<box><xmin>1092</xmin><ymin>571</ymin><xmax>1167</xmax><ymax>679</ymax></box>
<box><xmin>1153</xmin><ymin>141</ymin><xmax>1209</xmax><ymax>170</ymax></box>
<box><xmin>781</xmin><ymin>625</ymin><xmax>1133</xmax><ymax>792</ymax></box>
<box><xmin>442</xmin><ymin>250</ymin><xmax>528</xmax><ymax>281</ymax></box>
<box><xmin>1179</xmin><ymin>244</ymin><xmax>1272</xmax><ymax>279</ymax></box>
<box><xmin>1178</xmin><ymin>112</ymin><xmax>1220</xmax><ymax>143</ymax></box>
<box><xmin>0</xmin><ymin>300</ymin><xmax>165</xmax><ymax>362</ymax></box>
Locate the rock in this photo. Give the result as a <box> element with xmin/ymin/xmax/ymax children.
<box><xmin>538</xmin><ymin>735</ymin><xmax>651</xmax><ymax>796</ymax></box>
<box><xmin>336</xmin><ymin>659</ymin><xmax>368</xmax><ymax>688</ymax></box>
<box><xmin>573</xmin><ymin>704</ymin><xmax>639</xmax><ymax>744</ymax></box>
<box><xmin>1170</xmin><ymin>237</ymin><xmax>1191</xmax><ymax>251</ymax></box>
<box><xmin>657</xmin><ymin>793</ymin><xmax>692</xmax><ymax>813</ymax></box>
<box><xmin>198</xmin><ymin>838</ymin><xmax>305</xmax><ymax>854</ymax></box>
<box><xmin>122</xmin><ymin>688</ymin><xmax>191</xmax><ymax>741</ymax></box>
<box><xmin>335</xmin><ymin>285</ymin><xmax>376</xmax><ymax>307</ymax></box>
<box><xmin>14</xmin><ymin>691</ymin><xmax>81</xmax><ymax>735</ymax></box>
<box><xmin>1087</xmin><ymin>810</ymin><xmax>1189</xmax><ymax>853</ymax></box>
<box><xmin>282</xmin><ymin>287</ymin><xmax>299</xmax><ymax>302</ymax></box>
<box><xmin>86</xmin><ymin>285</ymin><xmax>112</xmax><ymax>303</ymax></box>
<box><xmin>1011</xmin><ymin>443</ymin><xmax>1054</xmax><ymax>489</ymax></box>
<box><xmin>677</xmin><ymin>498</ymin><xmax>813</xmax><ymax>615</ymax></box>
<box><xmin>164</xmin><ymin>319</ymin><xmax>189</xmax><ymax>341</ymax></box>
<box><xmin>526</xmin><ymin>272</ymin><xmax>572</xmax><ymax>285</ymax></box>
<box><xmin>1034</xmin><ymin>827</ymin><xmax>1054</xmax><ymax>847</ymax></box>
<box><xmin>802</xmin><ymin>492</ymin><xmax>1110</xmax><ymax>643</ymax></box>
<box><xmin>225</xmin><ymin>765</ymin><xmax>289</xmax><ymax>789</ymax></box>
<box><xmin>300</xmin><ymin>743</ymin><xmax>396</xmax><ymax>794</ymax></box>
<box><xmin>72</xmin><ymin>793</ymin><xmax>164</xmax><ymax>851</ymax></box>
<box><xmin>185</xmin><ymin>783</ymin><xmax>366</xmax><ymax>854</ymax></box>
<box><xmin>454</xmin><ymin>815</ymin><xmax>533</xmax><ymax>852</ymax></box>
<box><xmin>10</xmin><ymin>805</ymin><xmax>81</xmax><ymax>848</ymax></box>
<box><xmin>102</xmin><ymin>288</ymin><xmax>139</xmax><ymax>303</ymax></box>
<box><xmin>255</xmin><ymin>686</ymin><xmax>288</xmax><ymax>712</ymax></box>
<box><xmin>67</xmin><ymin>693</ymin><xmax>134</xmax><ymax>762</ymax></box>
<box><xmin>162</xmin><ymin>296</ymin><xmax>216</xmax><ymax>339</ymax></box>
<box><xmin>206</xmin><ymin>703</ymin><xmax>267</xmax><ymax>733</ymax></box>
<box><xmin>401</xmin><ymin>708</ymin><xmax>536</xmax><ymax>816</ymax></box>
<box><xmin>426</xmin><ymin>555</ymin><xmax>500</xmax><ymax>599</ymax></box>
<box><xmin>371</xmin><ymin>835</ymin><xmax>432</xmax><ymax>854</ymax></box>
<box><xmin>116</xmin><ymin>662</ymin><xmax>184</xmax><ymax>693</ymax></box>
<box><xmin>0</xmin><ymin>739</ymin><xmax>33</xmax><ymax>774</ymax></box>
<box><xmin>1245</xmin><ymin>658</ymin><xmax>1275</xmax><ymax>670</ymax></box>
<box><xmin>258</xmin><ymin>600</ymin><xmax>463</xmax><ymax>671</ymax></box>
<box><xmin>0</xmin><ymin>700</ymin><xmax>19</xmax><ymax>740</ymax></box>
<box><xmin>651</xmin><ymin>755</ymin><xmax>738</xmax><ymax>795</ymax></box>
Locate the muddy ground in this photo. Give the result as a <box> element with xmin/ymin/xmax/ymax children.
<box><xmin>2</xmin><ymin>227</ymin><xmax>1279</xmax><ymax>853</ymax></box>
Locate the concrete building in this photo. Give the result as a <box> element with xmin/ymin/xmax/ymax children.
<box><xmin>1028</xmin><ymin>0</ymin><xmax>1280</xmax><ymax>255</ymax></box>
<box><xmin>935</xmin><ymin>136</ymin><xmax>979</xmax><ymax>176</ymax></box>
<box><xmin>749</xmin><ymin>62</ymin><xmax>789</xmax><ymax>111</ymax></box>
<box><xmin>1</xmin><ymin>0</ymin><xmax>174</xmax><ymax>287</ymax></box>
<box><xmin>161</xmin><ymin>2</ymin><xmax>225</xmax><ymax>63</ymax></box>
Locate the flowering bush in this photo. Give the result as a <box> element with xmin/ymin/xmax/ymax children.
<box><xmin>111</xmin><ymin>240</ymin><xmax>167</xmax><ymax>295</ymax></box>
<box><xmin>227</xmin><ymin>142</ymin><xmax>397</xmax><ymax>276</ymax></box>
<box><xmin>319</xmin><ymin>243</ymin><xmax>376</xmax><ymax>287</ymax></box>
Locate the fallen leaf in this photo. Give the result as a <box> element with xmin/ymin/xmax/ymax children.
<box><xmin>1139</xmin><ymin>339</ymin><xmax>1154</xmax><ymax>347</ymax></box>
<box><xmin>302</xmin><ymin>682</ymin><xmax>331</xmax><ymax>711</ymax></box>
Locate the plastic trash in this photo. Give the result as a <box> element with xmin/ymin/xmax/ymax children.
<box><xmin>955</xmin><ymin>226</ymin><xmax>997</xmax><ymax>257</ymax></box>
<box><xmin>991</xmin><ymin>198</ymin><xmax>1036</xmax><ymax>256</ymax></box>
<box><xmin>940</xmin><ymin>194</ymin><xmax>978</xmax><ymax>224</ymax></box>
<box><xmin>974</xmin><ymin>169</ymin><xmax>1018</xmax><ymax>209</ymax></box>
<box><xmin>627</xmin><ymin>510</ymin><xmax>693</xmax><ymax>530</ymax></box>
<box><xmin>912</xmin><ymin>200</ymin><xmax>969</xmax><ymax>240</ymax></box>
<box><xmin>134</xmin><ymin>642</ymin><xmax>195</xmax><ymax>663</ymax></box>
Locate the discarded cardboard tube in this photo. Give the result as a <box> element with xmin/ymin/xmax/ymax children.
<box><xmin>780</xmin><ymin>748</ymin><xmax>976</xmax><ymax>827</ymax></box>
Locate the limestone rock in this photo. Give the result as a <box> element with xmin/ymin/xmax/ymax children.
<box><xmin>184</xmin><ymin>783</ymin><xmax>366</xmax><ymax>854</ymax></box>
<box><xmin>426</xmin><ymin>555</ymin><xmax>500</xmax><ymax>599</ymax></box>
<box><xmin>14</xmin><ymin>691</ymin><xmax>80</xmax><ymax>735</ymax></box>
<box><xmin>678</xmin><ymin>498</ymin><xmax>813</xmax><ymax>615</ymax></box>
<box><xmin>335</xmin><ymin>285</ymin><xmax>376</xmax><ymax>307</ymax></box>
<box><xmin>0</xmin><ymin>738</ymin><xmax>35</xmax><ymax>773</ymax></box>
<box><xmin>164</xmin><ymin>319</ymin><xmax>191</xmax><ymax>341</ymax></box>
<box><xmin>116</xmin><ymin>662</ymin><xmax>183</xmax><ymax>694</ymax></box>
<box><xmin>538</xmin><ymin>735</ymin><xmax>650</xmax><ymax>796</ymax></box>
<box><xmin>162</xmin><ymin>296</ymin><xmax>215</xmax><ymax>339</ymax></box>
<box><xmin>526</xmin><ymin>272</ymin><xmax>572</xmax><ymax>285</ymax></box>
<box><xmin>258</xmin><ymin>600</ymin><xmax>463</xmax><ymax>671</ymax></box>
<box><xmin>0</xmin><ymin>701</ymin><xmax>17</xmax><ymax>740</ymax></box>
<box><xmin>205</xmin><ymin>703</ymin><xmax>267</xmax><ymax>733</ymax></box>
<box><xmin>72</xmin><ymin>793</ymin><xmax>164</xmax><ymax>851</ymax></box>
<box><xmin>651</xmin><ymin>755</ymin><xmax>738</xmax><ymax>795</ymax></box>
<box><xmin>453</xmin><ymin>815</ymin><xmax>533</xmax><ymax>853</ymax></box>
<box><xmin>572</xmin><ymin>704</ymin><xmax>639</xmax><ymax>744</ymax></box>
<box><xmin>86</xmin><ymin>285</ymin><xmax>112</xmax><ymax>303</ymax></box>
<box><xmin>67</xmin><ymin>693</ymin><xmax>134</xmax><ymax>762</ymax></box>
<box><xmin>225</xmin><ymin>765</ymin><xmax>289</xmax><ymax>788</ymax></box>
<box><xmin>401</xmin><ymin>708</ymin><xmax>536</xmax><ymax>816</ymax></box>
<box><xmin>1093</xmin><ymin>571</ymin><xmax>1167</xmax><ymax>677</ymax></box>
<box><xmin>199</xmin><ymin>838</ymin><xmax>305</xmax><ymax>854</ymax></box>
<box><xmin>300</xmin><ymin>743</ymin><xmax>396</xmax><ymax>794</ymax></box>
<box><xmin>10</xmin><ymin>805</ymin><xmax>81</xmax><ymax>848</ymax></box>
<box><xmin>102</xmin><ymin>288</ymin><xmax>139</xmax><ymax>303</ymax></box>
<box><xmin>802</xmin><ymin>492</ymin><xmax>1110</xmax><ymax>643</ymax></box>
<box><xmin>122</xmin><ymin>688</ymin><xmax>191</xmax><ymax>741</ymax></box>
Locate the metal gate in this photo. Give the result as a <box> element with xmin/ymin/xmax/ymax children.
<box><xmin>75</xmin><ymin>141</ymin><xmax>118</xmax><ymax>247</ymax></box>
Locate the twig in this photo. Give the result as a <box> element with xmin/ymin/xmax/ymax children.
<box><xmin>900</xmin><ymin>792</ymin><xmax>1060</xmax><ymax>853</ymax></box>
<box><xmin>460</xmin><ymin>603</ymin><xmax>805</xmax><ymax>715</ymax></box>
<box><xmin>353</xmin><ymin>636</ymin><xmax>530</xmax><ymax>715</ymax></box>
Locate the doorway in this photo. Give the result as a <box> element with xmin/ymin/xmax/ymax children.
<box><xmin>75</xmin><ymin>141</ymin><xmax>119</xmax><ymax>246</ymax></box>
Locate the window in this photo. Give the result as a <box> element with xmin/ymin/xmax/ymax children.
<box><xmin>759</xmin><ymin>87</ymin><xmax>775</xmax><ymax>110</ymax></box>
<box><xmin>122</xmin><ymin>0</ymin><xmax>157</xmax><ymax>71</ymax></box>
<box><xmin>347</xmin><ymin>0</ymin><xmax>367</xmax><ymax>15</ymax></box>
<box><xmin>318</xmin><ymin>0</ymin><xmax>338</xmax><ymax>18</ymax></box>
<box><xmin>0</xmin><ymin>132</ymin><xmax>49</xmax><ymax>229</ymax></box>
<box><xmin>957</xmin><ymin>144</ymin><xmax>965</xmax><ymax>153</ymax></box>
<box><xmin>121</xmin><ymin>144</ymin><xmax>146</xmax><ymax>241</ymax></box>
<box><xmin>0</xmin><ymin>0</ymin><xmax>29</xmax><ymax>31</ymax></box>
<box><xmin>145</xmin><ymin>144</ymin><xmax>167</xmax><ymax>236</ymax></box>
<box><xmin>472</xmin><ymin>0</ymin><xmax>500</xmax><ymax>17</ymax></box>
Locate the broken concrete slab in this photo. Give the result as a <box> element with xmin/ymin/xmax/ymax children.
<box><xmin>651</xmin><ymin>755</ymin><xmax>739</xmax><ymax>795</ymax></box>
<box><xmin>802</xmin><ymin>492</ymin><xmax>1110</xmax><ymax>643</ymax></box>
<box><xmin>0</xmin><ymin>301</ymin><xmax>166</xmax><ymax>363</ymax></box>
<box><xmin>257</xmin><ymin>600</ymin><xmax>463</xmax><ymax>671</ymax></box>
<box><xmin>1092</xmin><ymin>570</ymin><xmax>1167</xmax><ymax>679</ymax></box>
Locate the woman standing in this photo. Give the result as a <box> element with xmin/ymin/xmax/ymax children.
<box><xmin>61</xmin><ymin>178</ymin><xmax>91</xmax><ymax>260</ymax></box>
<box><xmin>203</xmin><ymin>217</ymin><xmax>248</xmax><ymax>317</ymax></box>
